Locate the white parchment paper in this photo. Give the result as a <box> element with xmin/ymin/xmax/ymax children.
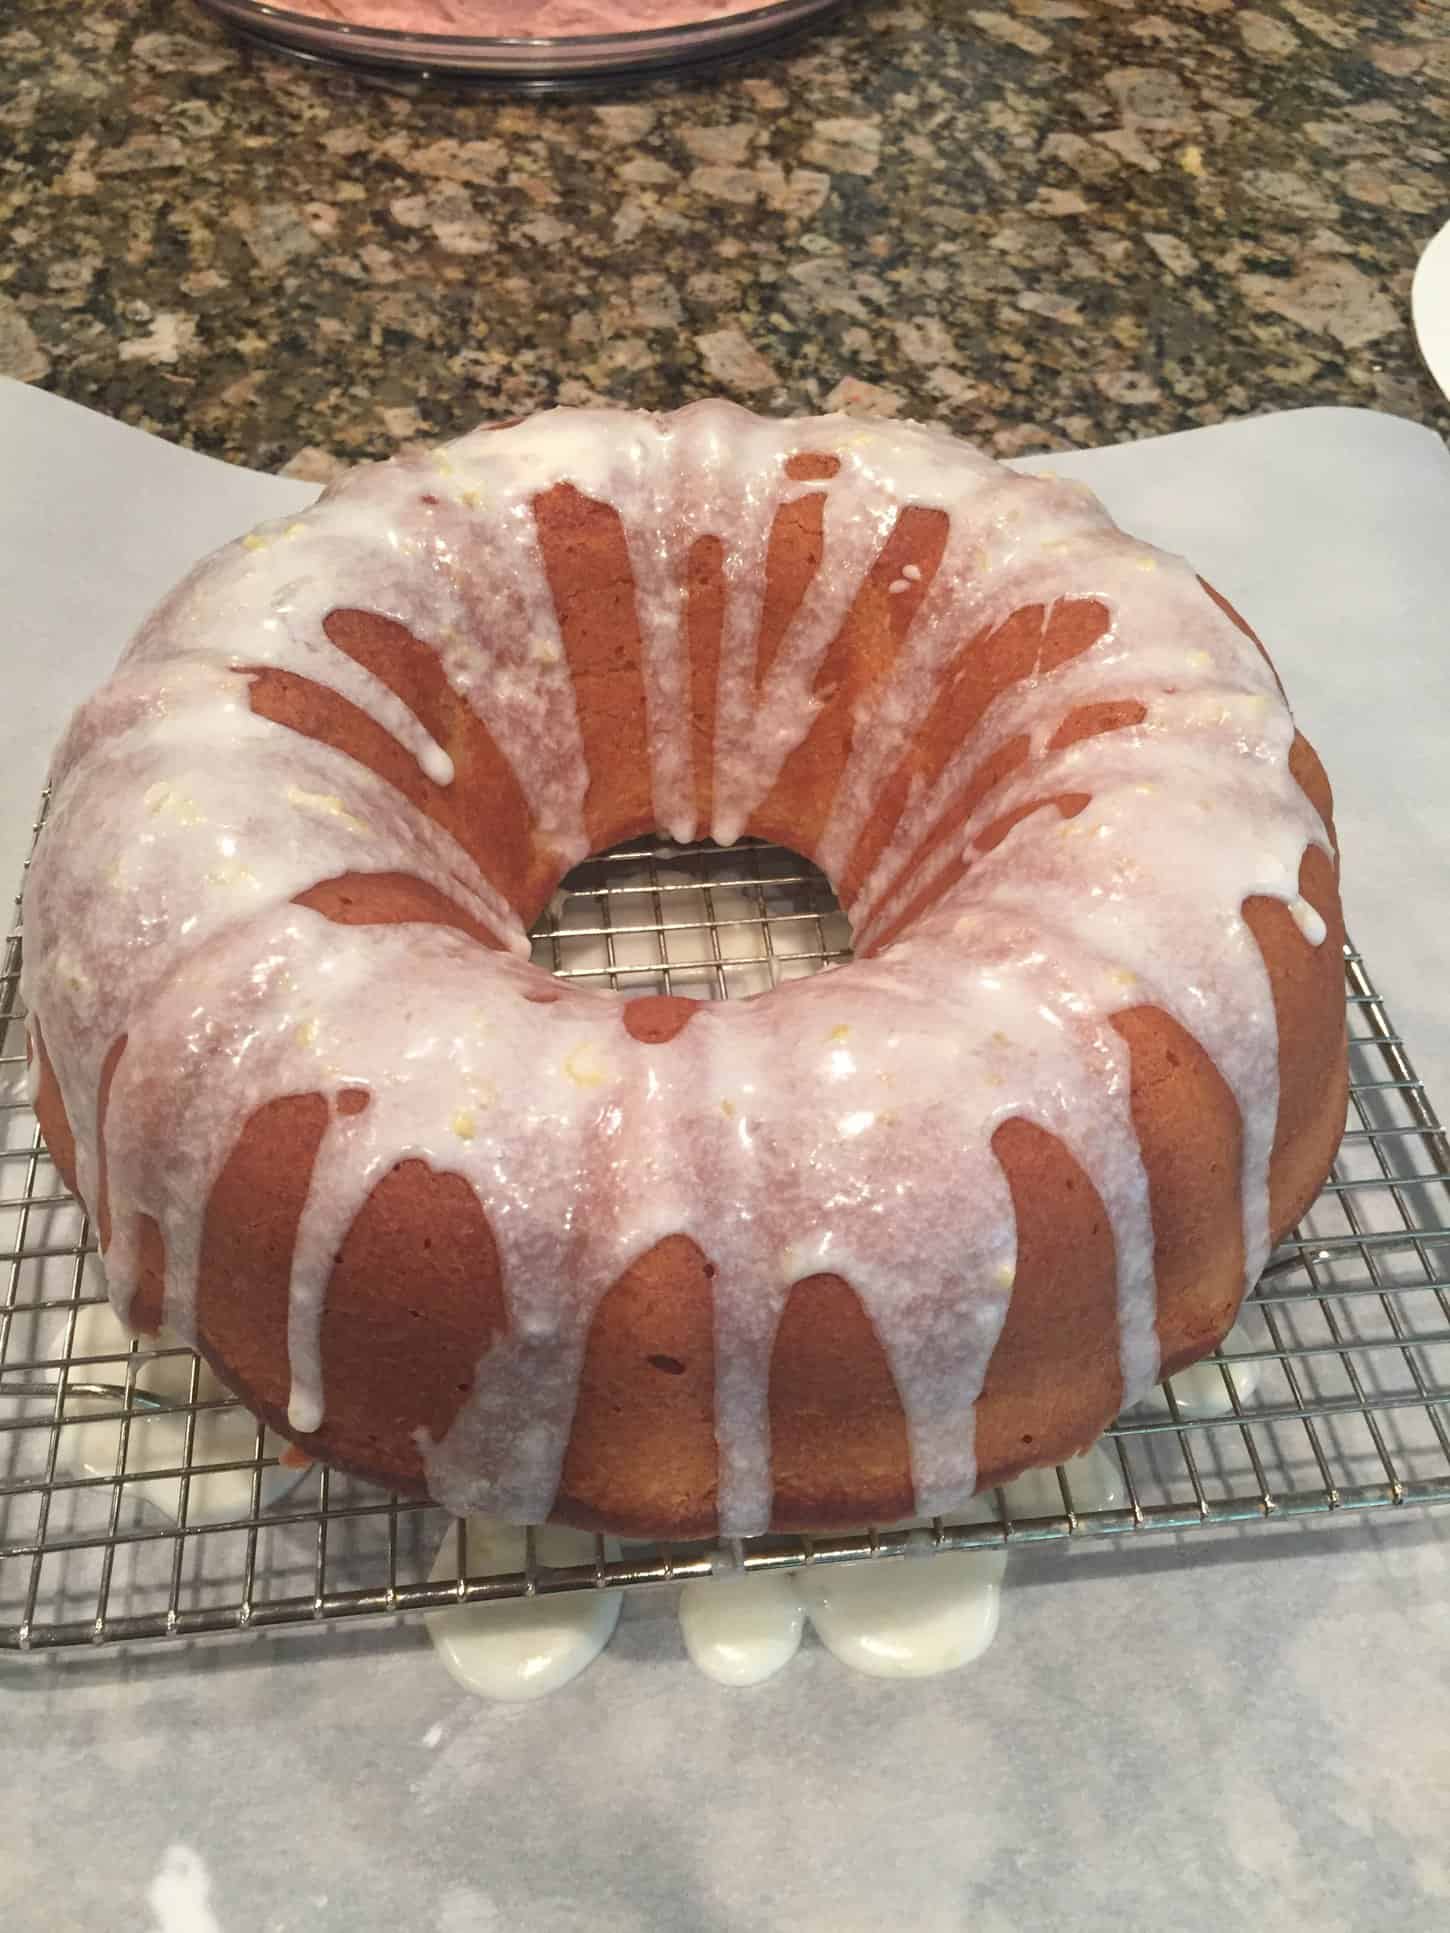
<box><xmin>2</xmin><ymin>382</ymin><xmax>1448</xmax><ymax>1933</ymax></box>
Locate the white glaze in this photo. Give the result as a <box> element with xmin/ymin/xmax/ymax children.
<box><xmin>679</xmin><ymin>1569</ymin><xmax>806</xmax><ymax>1686</ymax></box>
<box><xmin>21</xmin><ymin>403</ymin><xmax>1333</xmax><ymax>1534</ymax></box>
<box><xmin>51</xmin><ymin>1302</ymin><xmax>310</xmax><ymax>1524</ymax></box>
<box><xmin>1134</xmin><ymin>1315</ymin><xmax>1266</xmax><ymax>1417</ymax></box>
<box><xmin>999</xmin><ymin>1443</ymin><xmax>1126</xmax><ymax>1519</ymax></box>
<box><xmin>430</xmin><ymin>1449</ymin><xmax>1118</xmax><ymax>1698</ymax></box>
<box><xmin>424</xmin><ymin>1519</ymin><xmax>622</xmax><ymax>1701</ymax></box>
<box><xmin>796</xmin><ymin>1546</ymin><xmax>1005</xmax><ymax>1681</ymax></box>
<box><xmin>147</xmin><ymin>1844</ymin><xmax>223</xmax><ymax>1933</ymax></box>
<box><xmin>676</xmin><ymin>1445</ymin><xmax>1124</xmax><ymax>1692</ymax></box>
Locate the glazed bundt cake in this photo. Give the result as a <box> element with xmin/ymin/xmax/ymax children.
<box><xmin>23</xmin><ymin>403</ymin><xmax>1347</xmax><ymax>1537</ymax></box>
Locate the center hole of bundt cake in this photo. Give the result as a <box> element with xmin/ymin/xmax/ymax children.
<box><xmin>527</xmin><ymin>835</ymin><xmax>854</xmax><ymax>1007</ymax></box>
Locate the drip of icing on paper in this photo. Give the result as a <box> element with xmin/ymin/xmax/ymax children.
<box><xmin>431</xmin><ymin>1442</ymin><xmax>1137</xmax><ymax>1697</ymax></box>
<box><xmin>424</xmin><ymin>1520</ymin><xmax>623</xmax><ymax>1701</ymax></box>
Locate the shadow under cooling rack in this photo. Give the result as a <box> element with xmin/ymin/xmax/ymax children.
<box><xmin>3</xmin><ymin>829</ymin><xmax>1450</xmax><ymax>1655</ymax></box>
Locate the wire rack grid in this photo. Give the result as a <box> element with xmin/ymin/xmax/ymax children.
<box><xmin>4</xmin><ymin>814</ymin><xmax>1450</xmax><ymax>1657</ymax></box>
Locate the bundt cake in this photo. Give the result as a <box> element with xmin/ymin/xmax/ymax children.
<box><xmin>22</xmin><ymin>402</ymin><xmax>1347</xmax><ymax>1538</ymax></box>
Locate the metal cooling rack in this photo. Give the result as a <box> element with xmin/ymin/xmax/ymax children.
<box><xmin>4</xmin><ymin>811</ymin><xmax>1450</xmax><ymax>1656</ymax></box>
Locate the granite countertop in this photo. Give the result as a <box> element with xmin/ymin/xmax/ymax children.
<box><xmin>1</xmin><ymin>0</ymin><xmax>1446</xmax><ymax>475</ymax></box>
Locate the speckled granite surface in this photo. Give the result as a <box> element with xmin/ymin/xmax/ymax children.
<box><xmin>0</xmin><ymin>0</ymin><xmax>1445</xmax><ymax>475</ymax></box>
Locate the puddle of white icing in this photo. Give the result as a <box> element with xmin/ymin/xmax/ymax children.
<box><xmin>424</xmin><ymin>1520</ymin><xmax>622</xmax><ymax>1702</ymax></box>
<box><xmin>50</xmin><ymin>1302</ymin><xmax>311</xmax><ymax>1524</ymax></box>
<box><xmin>676</xmin><ymin>1443</ymin><xmax>1124</xmax><ymax>1689</ymax></box>
<box><xmin>147</xmin><ymin>1843</ymin><xmax>224</xmax><ymax>1933</ymax></box>
<box><xmin>678</xmin><ymin>1569</ymin><xmax>806</xmax><ymax>1687</ymax></box>
<box><xmin>795</xmin><ymin>1545</ymin><xmax>1005</xmax><ymax>1681</ymax></box>
<box><xmin>432</xmin><ymin>1443</ymin><xmax>1135</xmax><ymax>1697</ymax></box>
<box><xmin>998</xmin><ymin>1442</ymin><xmax>1126</xmax><ymax>1519</ymax></box>
<box><xmin>1132</xmin><ymin>1316</ymin><xmax>1264</xmax><ymax>1418</ymax></box>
